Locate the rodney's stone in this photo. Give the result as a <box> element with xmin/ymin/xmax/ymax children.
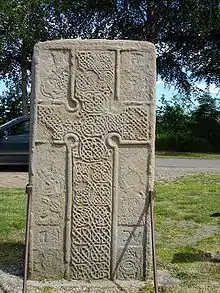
<box><xmin>29</xmin><ymin>39</ymin><xmax>156</xmax><ymax>281</ymax></box>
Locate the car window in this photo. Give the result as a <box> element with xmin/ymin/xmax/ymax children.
<box><xmin>0</xmin><ymin>117</ymin><xmax>19</xmax><ymax>128</ymax></box>
<box><xmin>7</xmin><ymin>121</ymin><xmax>29</xmax><ymax>136</ymax></box>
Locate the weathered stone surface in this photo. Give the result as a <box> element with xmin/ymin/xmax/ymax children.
<box><xmin>29</xmin><ymin>39</ymin><xmax>156</xmax><ymax>281</ymax></box>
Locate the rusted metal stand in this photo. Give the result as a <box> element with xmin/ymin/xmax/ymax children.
<box><xmin>149</xmin><ymin>191</ymin><xmax>158</xmax><ymax>293</ymax></box>
<box><xmin>22</xmin><ymin>184</ymin><xmax>32</xmax><ymax>293</ymax></box>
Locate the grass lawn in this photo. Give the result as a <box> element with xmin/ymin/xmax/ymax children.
<box><xmin>0</xmin><ymin>188</ymin><xmax>26</xmax><ymax>265</ymax></box>
<box><xmin>155</xmin><ymin>174</ymin><xmax>220</xmax><ymax>292</ymax></box>
<box><xmin>0</xmin><ymin>174</ymin><xmax>219</xmax><ymax>293</ymax></box>
<box><xmin>156</xmin><ymin>151</ymin><xmax>220</xmax><ymax>160</ymax></box>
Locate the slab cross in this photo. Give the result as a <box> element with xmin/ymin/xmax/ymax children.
<box><xmin>36</xmin><ymin>47</ymin><xmax>153</xmax><ymax>280</ymax></box>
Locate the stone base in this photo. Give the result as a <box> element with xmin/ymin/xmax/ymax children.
<box><xmin>28</xmin><ymin>280</ymin><xmax>148</xmax><ymax>293</ymax></box>
<box><xmin>0</xmin><ymin>269</ymin><xmax>150</xmax><ymax>293</ymax></box>
<box><xmin>0</xmin><ymin>267</ymin><xmax>180</xmax><ymax>293</ymax></box>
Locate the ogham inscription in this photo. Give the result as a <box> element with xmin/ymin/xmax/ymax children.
<box><xmin>30</xmin><ymin>40</ymin><xmax>156</xmax><ymax>281</ymax></box>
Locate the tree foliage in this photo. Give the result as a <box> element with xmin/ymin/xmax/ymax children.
<box><xmin>0</xmin><ymin>81</ymin><xmax>23</xmax><ymax>125</ymax></box>
<box><xmin>156</xmin><ymin>92</ymin><xmax>220</xmax><ymax>153</ymax></box>
<box><xmin>48</xmin><ymin>0</ymin><xmax>220</xmax><ymax>92</ymax></box>
<box><xmin>0</xmin><ymin>0</ymin><xmax>219</xmax><ymax>114</ymax></box>
<box><xmin>0</xmin><ymin>0</ymin><xmax>54</xmax><ymax>114</ymax></box>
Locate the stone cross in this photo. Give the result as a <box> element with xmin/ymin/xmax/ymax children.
<box><xmin>29</xmin><ymin>40</ymin><xmax>156</xmax><ymax>281</ymax></box>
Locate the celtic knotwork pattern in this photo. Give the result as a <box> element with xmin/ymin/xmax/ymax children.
<box><xmin>77</xmin><ymin>51</ymin><xmax>114</xmax><ymax>75</ymax></box>
<box><xmin>38</xmin><ymin>105</ymin><xmax>149</xmax><ymax>142</ymax></box>
<box><xmin>122</xmin><ymin>107</ymin><xmax>149</xmax><ymax>140</ymax></box>
<box><xmin>73</xmin><ymin>159</ymin><xmax>111</xmax><ymax>192</ymax></box>
<box><xmin>80</xmin><ymin>137</ymin><xmax>108</xmax><ymax>162</ymax></box>
<box><xmin>38</xmin><ymin>105</ymin><xmax>85</xmax><ymax>141</ymax></box>
<box><xmin>71</xmin><ymin>261</ymin><xmax>110</xmax><ymax>280</ymax></box>
<box><xmin>71</xmin><ymin>159</ymin><xmax>112</xmax><ymax>279</ymax></box>
<box><xmin>75</xmin><ymin>51</ymin><xmax>114</xmax><ymax>115</ymax></box>
<box><xmin>37</xmin><ymin>49</ymin><xmax>150</xmax><ymax>280</ymax></box>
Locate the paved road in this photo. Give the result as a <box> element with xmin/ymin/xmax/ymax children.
<box><xmin>0</xmin><ymin>159</ymin><xmax>220</xmax><ymax>188</ymax></box>
<box><xmin>156</xmin><ymin>158</ymin><xmax>220</xmax><ymax>169</ymax></box>
<box><xmin>155</xmin><ymin>158</ymin><xmax>220</xmax><ymax>182</ymax></box>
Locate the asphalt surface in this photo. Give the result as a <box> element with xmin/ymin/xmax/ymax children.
<box><xmin>156</xmin><ymin>158</ymin><xmax>220</xmax><ymax>169</ymax></box>
<box><xmin>0</xmin><ymin>158</ymin><xmax>220</xmax><ymax>188</ymax></box>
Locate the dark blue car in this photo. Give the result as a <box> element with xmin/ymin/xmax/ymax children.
<box><xmin>0</xmin><ymin>116</ymin><xmax>29</xmax><ymax>166</ymax></box>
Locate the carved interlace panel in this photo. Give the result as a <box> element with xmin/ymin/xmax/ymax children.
<box><xmin>31</xmin><ymin>41</ymin><xmax>155</xmax><ymax>281</ymax></box>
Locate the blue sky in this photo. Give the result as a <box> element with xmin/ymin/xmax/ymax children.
<box><xmin>156</xmin><ymin>78</ymin><xmax>219</xmax><ymax>102</ymax></box>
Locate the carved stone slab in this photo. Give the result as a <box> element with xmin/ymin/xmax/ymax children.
<box><xmin>29</xmin><ymin>40</ymin><xmax>156</xmax><ymax>281</ymax></box>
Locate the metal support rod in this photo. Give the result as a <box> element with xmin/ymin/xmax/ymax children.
<box><xmin>23</xmin><ymin>184</ymin><xmax>32</xmax><ymax>293</ymax></box>
<box><xmin>149</xmin><ymin>190</ymin><xmax>158</xmax><ymax>293</ymax></box>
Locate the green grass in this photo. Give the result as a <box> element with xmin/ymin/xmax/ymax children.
<box><xmin>156</xmin><ymin>151</ymin><xmax>220</xmax><ymax>159</ymax></box>
<box><xmin>0</xmin><ymin>188</ymin><xmax>26</xmax><ymax>265</ymax></box>
<box><xmin>155</xmin><ymin>174</ymin><xmax>220</xmax><ymax>292</ymax></box>
<box><xmin>0</xmin><ymin>175</ymin><xmax>219</xmax><ymax>293</ymax></box>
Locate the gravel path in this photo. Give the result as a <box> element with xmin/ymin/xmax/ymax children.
<box><xmin>0</xmin><ymin>172</ymin><xmax>28</xmax><ymax>188</ymax></box>
<box><xmin>0</xmin><ymin>158</ymin><xmax>220</xmax><ymax>188</ymax></box>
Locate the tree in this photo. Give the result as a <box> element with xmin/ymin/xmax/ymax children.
<box><xmin>156</xmin><ymin>92</ymin><xmax>220</xmax><ymax>153</ymax></box>
<box><xmin>57</xmin><ymin>0</ymin><xmax>220</xmax><ymax>92</ymax></box>
<box><xmin>0</xmin><ymin>0</ymin><xmax>219</xmax><ymax>114</ymax></box>
<box><xmin>191</xmin><ymin>92</ymin><xmax>220</xmax><ymax>152</ymax></box>
<box><xmin>156</xmin><ymin>95</ymin><xmax>190</xmax><ymax>136</ymax></box>
<box><xmin>0</xmin><ymin>81</ymin><xmax>23</xmax><ymax>124</ymax></box>
<box><xmin>0</xmin><ymin>0</ymin><xmax>53</xmax><ymax>115</ymax></box>
<box><xmin>156</xmin><ymin>95</ymin><xmax>192</xmax><ymax>151</ymax></box>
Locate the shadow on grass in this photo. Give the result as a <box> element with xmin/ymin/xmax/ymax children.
<box><xmin>172</xmin><ymin>251</ymin><xmax>220</xmax><ymax>264</ymax></box>
<box><xmin>0</xmin><ymin>242</ymin><xmax>24</xmax><ymax>276</ymax></box>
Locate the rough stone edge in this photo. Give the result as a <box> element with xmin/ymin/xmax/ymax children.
<box><xmin>0</xmin><ymin>268</ymin><xmax>180</xmax><ymax>293</ymax></box>
<box><xmin>34</xmin><ymin>39</ymin><xmax>156</xmax><ymax>52</ymax></box>
<box><xmin>28</xmin><ymin>280</ymin><xmax>148</xmax><ymax>293</ymax></box>
<box><xmin>29</xmin><ymin>38</ymin><xmax>156</xmax><ymax>280</ymax></box>
<box><xmin>0</xmin><ymin>269</ymin><xmax>150</xmax><ymax>293</ymax></box>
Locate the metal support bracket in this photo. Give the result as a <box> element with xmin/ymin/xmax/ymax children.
<box><xmin>23</xmin><ymin>184</ymin><xmax>32</xmax><ymax>293</ymax></box>
<box><xmin>149</xmin><ymin>190</ymin><xmax>158</xmax><ymax>293</ymax></box>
